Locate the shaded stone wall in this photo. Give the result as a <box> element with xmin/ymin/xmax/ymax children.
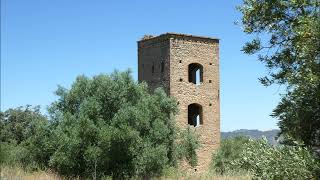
<box><xmin>138</xmin><ymin>36</ymin><xmax>170</xmax><ymax>94</ymax></box>
<box><xmin>138</xmin><ymin>33</ymin><xmax>220</xmax><ymax>171</ymax></box>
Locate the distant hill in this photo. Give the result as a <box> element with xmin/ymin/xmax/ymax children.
<box><xmin>221</xmin><ymin>129</ymin><xmax>280</xmax><ymax>145</ymax></box>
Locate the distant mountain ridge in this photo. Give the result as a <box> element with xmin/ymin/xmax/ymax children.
<box><xmin>221</xmin><ymin>129</ymin><xmax>280</xmax><ymax>145</ymax></box>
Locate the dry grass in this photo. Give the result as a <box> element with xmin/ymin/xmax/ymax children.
<box><xmin>1</xmin><ymin>166</ymin><xmax>252</xmax><ymax>180</ymax></box>
<box><xmin>159</xmin><ymin>167</ymin><xmax>252</xmax><ymax>180</ymax></box>
<box><xmin>158</xmin><ymin>174</ymin><xmax>252</xmax><ymax>180</ymax></box>
<box><xmin>160</xmin><ymin>173</ymin><xmax>252</xmax><ymax>180</ymax></box>
<box><xmin>1</xmin><ymin>166</ymin><xmax>60</xmax><ymax>180</ymax></box>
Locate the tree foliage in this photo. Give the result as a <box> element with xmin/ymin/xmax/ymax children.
<box><xmin>211</xmin><ymin>137</ymin><xmax>320</xmax><ymax>179</ymax></box>
<box><xmin>0</xmin><ymin>105</ymin><xmax>47</xmax><ymax>144</ymax></box>
<box><xmin>235</xmin><ymin>138</ymin><xmax>320</xmax><ymax>179</ymax></box>
<box><xmin>238</xmin><ymin>0</ymin><xmax>320</xmax><ymax>147</ymax></box>
<box><xmin>0</xmin><ymin>106</ymin><xmax>52</xmax><ymax>168</ymax></box>
<box><xmin>211</xmin><ymin>137</ymin><xmax>250</xmax><ymax>175</ymax></box>
<box><xmin>48</xmin><ymin>70</ymin><xmax>180</xmax><ymax>178</ymax></box>
<box><xmin>0</xmin><ymin>70</ymin><xmax>200</xmax><ymax>178</ymax></box>
<box><xmin>179</xmin><ymin>127</ymin><xmax>200</xmax><ymax>167</ymax></box>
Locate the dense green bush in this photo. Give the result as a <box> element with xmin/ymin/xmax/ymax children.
<box><xmin>0</xmin><ymin>70</ymin><xmax>200</xmax><ymax>179</ymax></box>
<box><xmin>0</xmin><ymin>142</ymin><xmax>26</xmax><ymax>166</ymax></box>
<box><xmin>211</xmin><ymin>136</ymin><xmax>250</xmax><ymax>175</ymax></box>
<box><xmin>0</xmin><ymin>105</ymin><xmax>48</xmax><ymax>144</ymax></box>
<box><xmin>47</xmin><ymin>70</ymin><xmax>180</xmax><ymax>178</ymax></box>
<box><xmin>212</xmin><ymin>137</ymin><xmax>320</xmax><ymax>179</ymax></box>
<box><xmin>236</xmin><ymin>138</ymin><xmax>320</xmax><ymax>179</ymax></box>
<box><xmin>0</xmin><ymin>106</ymin><xmax>51</xmax><ymax>169</ymax></box>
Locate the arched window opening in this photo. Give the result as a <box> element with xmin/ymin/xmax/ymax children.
<box><xmin>188</xmin><ymin>103</ymin><xmax>203</xmax><ymax>127</ymax></box>
<box><xmin>188</xmin><ymin>63</ymin><xmax>203</xmax><ymax>85</ymax></box>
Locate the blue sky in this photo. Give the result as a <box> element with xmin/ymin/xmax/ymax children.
<box><xmin>1</xmin><ymin>0</ymin><xmax>281</xmax><ymax>131</ymax></box>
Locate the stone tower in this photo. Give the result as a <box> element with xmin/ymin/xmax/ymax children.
<box><xmin>138</xmin><ymin>33</ymin><xmax>220</xmax><ymax>171</ymax></box>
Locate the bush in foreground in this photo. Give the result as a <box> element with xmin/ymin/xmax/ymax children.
<box><xmin>236</xmin><ymin>138</ymin><xmax>320</xmax><ymax>179</ymax></box>
<box><xmin>179</xmin><ymin>127</ymin><xmax>200</xmax><ymax>167</ymax></box>
<box><xmin>211</xmin><ymin>136</ymin><xmax>250</xmax><ymax>175</ymax></box>
<box><xmin>1</xmin><ymin>70</ymin><xmax>200</xmax><ymax>179</ymax></box>
<box><xmin>0</xmin><ymin>106</ymin><xmax>51</xmax><ymax>169</ymax></box>
<box><xmin>48</xmin><ymin>70</ymin><xmax>181</xmax><ymax>178</ymax></box>
<box><xmin>212</xmin><ymin>137</ymin><xmax>320</xmax><ymax>179</ymax></box>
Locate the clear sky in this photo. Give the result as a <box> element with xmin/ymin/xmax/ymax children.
<box><xmin>1</xmin><ymin>0</ymin><xmax>281</xmax><ymax>131</ymax></box>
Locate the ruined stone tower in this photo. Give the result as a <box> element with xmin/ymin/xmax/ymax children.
<box><xmin>138</xmin><ymin>33</ymin><xmax>220</xmax><ymax>171</ymax></box>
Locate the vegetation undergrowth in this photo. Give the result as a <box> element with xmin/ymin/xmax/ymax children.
<box><xmin>211</xmin><ymin>137</ymin><xmax>320</xmax><ymax>179</ymax></box>
<box><xmin>0</xmin><ymin>70</ymin><xmax>200</xmax><ymax>179</ymax></box>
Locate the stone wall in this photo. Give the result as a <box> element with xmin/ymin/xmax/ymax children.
<box><xmin>138</xmin><ymin>35</ymin><xmax>170</xmax><ymax>94</ymax></box>
<box><xmin>138</xmin><ymin>33</ymin><xmax>220</xmax><ymax>172</ymax></box>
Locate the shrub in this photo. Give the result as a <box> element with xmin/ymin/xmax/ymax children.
<box><xmin>235</xmin><ymin>138</ymin><xmax>320</xmax><ymax>179</ymax></box>
<box><xmin>0</xmin><ymin>70</ymin><xmax>200</xmax><ymax>179</ymax></box>
<box><xmin>0</xmin><ymin>142</ymin><xmax>27</xmax><ymax>166</ymax></box>
<box><xmin>47</xmin><ymin>70</ymin><xmax>199</xmax><ymax>178</ymax></box>
<box><xmin>178</xmin><ymin>127</ymin><xmax>200</xmax><ymax>167</ymax></box>
<box><xmin>211</xmin><ymin>136</ymin><xmax>250</xmax><ymax>175</ymax></box>
<box><xmin>0</xmin><ymin>106</ymin><xmax>52</xmax><ymax>169</ymax></box>
<box><xmin>212</xmin><ymin>137</ymin><xmax>320</xmax><ymax>179</ymax></box>
<box><xmin>0</xmin><ymin>105</ymin><xmax>47</xmax><ymax>144</ymax></box>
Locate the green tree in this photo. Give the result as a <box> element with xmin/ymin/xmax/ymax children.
<box><xmin>0</xmin><ymin>105</ymin><xmax>47</xmax><ymax>144</ymax></box>
<box><xmin>238</xmin><ymin>0</ymin><xmax>320</xmax><ymax>147</ymax></box>
<box><xmin>48</xmin><ymin>70</ymin><xmax>198</xmax><ymax>178</ymax></box>
<box><xmin>0</xmin><ymin>106</ymin><xmax>52</xmax><ymax>168</ymax></box>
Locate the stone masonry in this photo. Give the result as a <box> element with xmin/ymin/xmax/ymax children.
<box><xmin>138</xmin><ymin>33</ymin><xmax>220</xmax><ymax>171</ymax></box>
